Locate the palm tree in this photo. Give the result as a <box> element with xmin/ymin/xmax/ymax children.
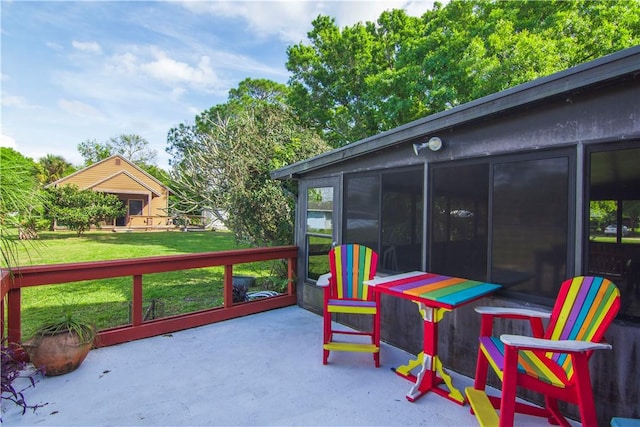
<box><xmin>0</xmin><ymin>148</ymin><xmax>43</xmax><ymax>267</ymax></box>
<box><xmin>37</xmin><ymin>154</ymin><xmax>75</xmax><ymax>185</ymax></box>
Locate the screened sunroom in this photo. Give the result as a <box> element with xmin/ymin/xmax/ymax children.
<box><xmin>272</xmin><ymin>46</ymin><xmax>640</xmax><ymax>424</ymax></box>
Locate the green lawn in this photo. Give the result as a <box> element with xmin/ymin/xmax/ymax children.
<box><xmin>5</xmin><ymin>230</ymin><xmax>287</xmax><ymax>338</ymax></box>
<box><xmin>8</xmin><ymin>230</ymin><xmax>243</xmax><ymax>266</ymax></box>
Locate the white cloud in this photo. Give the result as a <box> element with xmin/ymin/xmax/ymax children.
<box><xmin>178</xmin><ymin>1</ymin><xmax>322</xmax><ymax>43</ymax></box>
<box><xmin>46</xmin><ymin>41</ymin><xmax>64</xmax><ymax>51</ymax></box>
<box><xmin>72</xmin><ymin>40</ymin><xmax>102</xmax><ymax>54</ymax></box>
<box><xmin>1</xmin><ymin>94</ymin><xmax>38</xmax><ymax>109</ymax></box>
<box><xmin>140</xmin><ymin>51</ymin><xmax>218</xmax><ymax>87</ymax></box>
<box><xmin>178</xmin><ymin>1</ymin><xmax>440</xmax><ymax>43</ymax></box>
<box><xmin>0</xmin><ymin>134</ymin><xmax>17</xmax><ymax>149</ymax></box>
<box><xmin>187</xmin><ymin>105</ymin><xmax>201</xmax><ymax>116</ymax></box>
<box><xmin>171</xmin><ymin>86</ymin><xmax>187</xmax><ymax>101</ymax></box>
<box><xmin>106</xmin><ymin>52</ymin><xmax>139</xmax><ymax>75</ymax></box>
<box><xmin>58</xmin><ymin>98</ymin><xmax>106</xmax><ymax>121</ymax></box>
<box><xmin>102</xmin><ymin>47</ymin><xmax>236</xmax><ymax>95</ymax></box>
<box><xmin>105</xmin><ymin>52</ymin><xmax>139</xmax><ymax>75</ymax></box>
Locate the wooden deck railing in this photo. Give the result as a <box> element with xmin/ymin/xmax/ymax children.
<box><xmin>1</xmin><ymin>246</ymin><xmax>298</xmax><ymax>349</ymax></box>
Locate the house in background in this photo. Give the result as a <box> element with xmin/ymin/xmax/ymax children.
<box><xmin>48</xmin><ymin>155</ymin><xmax>173</xmax><ymax>230</ymax></box>
<box><xmin>272</xmin><ymin>46</ymin><xmax>640</xmax><ymax>424</ymax></box>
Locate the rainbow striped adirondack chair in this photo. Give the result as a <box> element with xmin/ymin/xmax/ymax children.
<box><xmin>319</xmin><ymin>244</ymin><xmax>380</xmax><ymax>366</ymax></box>
<box><xmin>465</xmin><ymin>276</ymin><xmax>620</xmax><ymax>427</ymax></box>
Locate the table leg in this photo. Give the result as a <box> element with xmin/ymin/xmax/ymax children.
<box><xmin>433</xmin><ymin>355</ymin><xmax>465</xmax><ymax>404</ymax></box>
<box><xmin>393</xmin><ymin>351</ymin><xmax>423</xmax><ymax>380</ymax></box>
<box><xmin>393</xmin><ymin>302</ymin><xmax>465</xmax><ymax>405</ymax></box>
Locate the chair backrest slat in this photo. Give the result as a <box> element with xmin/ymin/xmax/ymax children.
<box><xmin>544</xmin><ymin>276</ymin><xmax>620</xmax><ymax>378</ymax></box>
<box><xmin>329</xmin><ymin>244</ymin><xmax>378</xmax><ymax>301</ymax></box>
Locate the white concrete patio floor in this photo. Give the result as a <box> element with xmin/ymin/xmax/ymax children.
<box><xmin>2</xmin><ymin>306</ymin><xmax>579</xmax><ymax>426</ymax></box>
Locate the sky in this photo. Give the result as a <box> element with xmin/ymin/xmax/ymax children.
<box><xmin>1</xmin><ymin>0</ymin><xmax>440</xmax><ymax>169</ymax></box>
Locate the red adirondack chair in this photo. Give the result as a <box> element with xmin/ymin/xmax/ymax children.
<box><xmin>317</xmin><ymin>244</ymin><xmax>380</xmax><ymax>366</ymax></box>
<box><xmin>465</xmin><ymin>276</ymin><xmax>620</xmax><ymax>427</ymax></box>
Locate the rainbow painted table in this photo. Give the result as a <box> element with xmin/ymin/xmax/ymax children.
<box><xmin>365</xmin><ymin>271</ymin><xmax>501</xmax><ymax>404</ymax></box>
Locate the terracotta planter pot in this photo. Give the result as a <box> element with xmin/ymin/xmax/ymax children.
<box><xmin>24</xmin><ymin>331</ymin><xmax>93</xmax><ymax>376</ymax></box>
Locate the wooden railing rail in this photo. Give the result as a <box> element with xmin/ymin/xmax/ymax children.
<box><xmin>1</xmin><ymin>246</ymin><xmax>298</xmax><ymax>348</ymax></box>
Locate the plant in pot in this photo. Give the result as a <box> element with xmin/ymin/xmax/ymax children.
<box><xmin>23</xmin><ymin>313</ymin><xmax>96</xmax><ymax>376</ymax></box>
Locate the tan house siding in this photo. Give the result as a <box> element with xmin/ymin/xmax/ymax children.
<box><xmin>49</xmin><ymin>155</ymin><xmax>172</xmax><ymax>229</ymax></box>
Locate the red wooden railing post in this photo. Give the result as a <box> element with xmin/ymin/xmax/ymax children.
<box><xmin>7</xmin><ymin>287</ymin><xmax>22</xmax><ymax>345</ymax></box>
<box><xmin>288</xmin><ymin>257</ymin><xmax>295</xmax><ymax>295</ymax></box>
<box><xmin>224</xmin><ymin>265</ymin><xmax>233</xmax><ymax>308</ymax></box>
<box><xmin>132</xmin><ymin>274</ymin><xmax>143</xmax><ymax>325</ymax></box>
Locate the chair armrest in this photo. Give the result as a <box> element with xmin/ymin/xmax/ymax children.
<box><xmin>500</xmin><ymin>334</ymin><xmax>612</xmax><ymax>352</ymax></box>
<box><xmin>316</xmin><ymin>273</ymin><xmax>331</xmax><ymax>287</ymax></box>
<box><xmin>318</xmin><ymin>273</ymin><xmax>383</xmax><ymax>287</ymax></box>
<box><xmin>475</xmin><ymin>306</ymin><xmax>551</xmax><ymax>319</ymax></box>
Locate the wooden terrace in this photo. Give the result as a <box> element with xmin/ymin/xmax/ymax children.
<box><xmin>1</xmin><ymin>248</ymin><xmax>578</xmax><ymax>426</ymax></box>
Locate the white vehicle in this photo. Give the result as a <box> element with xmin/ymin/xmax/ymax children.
<box><xmin>604</xmin><ymin>224</ymin><xmax>629</xmax><ymax>236</ymax></box>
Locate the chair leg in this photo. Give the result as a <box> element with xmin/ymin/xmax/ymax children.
<box><xmin>473</xmin><ymin>345</ymin><xmax>490</xmax><ymax>391</ymax></box>
<box><xmin>544</xmin><ymin>396</ymin><xmax>568</xmax><ymax>426</ymax></box>
<box><xmin>474</xmin><ymin>315</ymin><xmax>493</xmax><ymax>392</ymax></box>
<box><xmin>373</xmin><ymin>304</ymin><xmax>381</xmax><ymax>368</ymax></box>
<box><xmin>498</xmin><ymin>345</ymin><xmax>518</xmax><ymax>427</ymax></box>
<box><xmin>572</xmin><ymin>354</ymin><xmax>599</xmax><ymax>427</ymax></box>
<box><xmin>323</xmin><ymin>311</ymin><xmax>332</xmax><ymax>365</ymax></box>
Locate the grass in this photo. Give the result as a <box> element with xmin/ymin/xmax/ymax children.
<box><xmin>7</xmin><ymin>230</ymin><xmax>243</xmax><ymax>265</ymax></box>
<box><xmin>4</xmin><ymin>230</ymin><xmax>289</xmax><ymax>339</ymax></box>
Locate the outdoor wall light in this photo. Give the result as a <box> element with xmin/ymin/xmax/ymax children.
<box><xmin>412</xmin><ymin>137</ymin><xmax>443</xmax><ymax>155</ymax></box>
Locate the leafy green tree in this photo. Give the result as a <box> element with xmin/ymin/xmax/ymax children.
<box><xmin>78</xmin><ymin>134</ymin><xmax>158</xmax><ymax>166</ymax></box>
<box><xmin>624</xmin><ymin>201</ymin><xmax>640</xmax><ymax>231</ymax></box>
<box><xmin>168</xmin><ymin>78</ymin><xmax>330</xmax><ymax>246</ymax></box>
<box><xmin>138</xmin><ymin>163</ymin><xmax>172</xmax><ymax>188</ymax></box>
<box><xmin>287</xmin><ymin>0</ymin><xmax>640</xmax><ymax>148</ymax></box>
<box><xmin>590</xmin><ymin>200</ymin><xmax>616</xmax><ymax>233</ymax></box>
<box><xmin>37</xmin><ymin>154</ymin><xmax>76</xmax><ymax>185</ymax></box>
<box><xmin>287</xmin><ymin>11</ymin><xmax>423</xmax><ymax>147</ymax></box>
<box><xmin>228</xmin><ymin>77</ymin><xmax>289</xmax><ymax>108</ymax></box>
<box><xmin>77</xmin><ymin>139</ymin><xmax>112</xmax><ymax>166</ymax></box>
<box><xmin>109</xmin><ymin>134</ymin><xmax>158</xmax><ymax>165</ymax></box>
<box><xmin>0</xmin><ymin>148</ymin><xmax>42</xmax><ymax>267</ymax></box>
<box><xmin>43</xmin><ymin>185</ymin><xmax>126</xmax><ymax>236</ymax></box>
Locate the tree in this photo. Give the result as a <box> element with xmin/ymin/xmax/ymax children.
<box><xmin>78</xmin><ymin>134</ymin><xmax>158</xmax><ymax>166</ymax></box>
<box><xmin>77</xmin><ymin>139</ymin><xmax>112</xmax><ymax>166</ymax></box>
<box><xmin>109</xmin><ymin>134</ymin><xmax>158</xmax><ymax>165</ymax></box>
<box><xmin>0</xmin><ymin>148</ymin><xmax>42</xmax><ymax>266</ymax></box>
<box><xmin>138</xmin><ymin>163</ymin><xmax>172</xmax><ymax>188</ymax></box>
<box><xmin>37</xmin><ymin>154</ymin><xmax>76</xmax><ymax>185</ymax></box>
<box><xmin>286</xmin><ymin>1</ymin><xmax>640</xmax><ymax>148</ymax></box>
<box><xmin>43</xmin><ymin>185</ymin><xmax>126</xmax><ymax>236</ymax></box>
<box><xmin>168</xmin><ymin>79</ymin><xmax>330</xmax><ymax>247</ymax></box>
<box><xmin>287</xmin><ymin>11</ymin><xmax>423</xmax><ymax>147</ymax></box>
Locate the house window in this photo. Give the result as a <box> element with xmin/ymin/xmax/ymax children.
<box><xmin>430</xmin><ymin>163</ymin><xmax>488</xmax><ymax>281</ymax></box>
<box><xmin>430</xmin><ymin>150</ymin><xmax>572</xmax><ymax>304</ymax></box>
<box><xmin>587</xmin><ymin>144</ymin><xmax>640</xmax><ymax>320</ymax></box>
<box><xmin>344</xmin><ymin>175</ymin><xmax>379</xmax><ymax>250</ymax></box>
<box><xmin>306</xmin><ymin>186</ymin><xmax>334</xmax><ymax>281</ymax></box>
<box><xmin>344</xmin><ymin>167</ymin><xmax>423</xmax><ymax>273</ymax></box>
<box><xmin>129</xmin><ymin>199</ymin><xmax>144</xmax><ymax>216</ymax></box>
<box><xmin>491</xmin><ymin>156</ymin><xmax>570</xmax><ymax>300</ymax></box>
